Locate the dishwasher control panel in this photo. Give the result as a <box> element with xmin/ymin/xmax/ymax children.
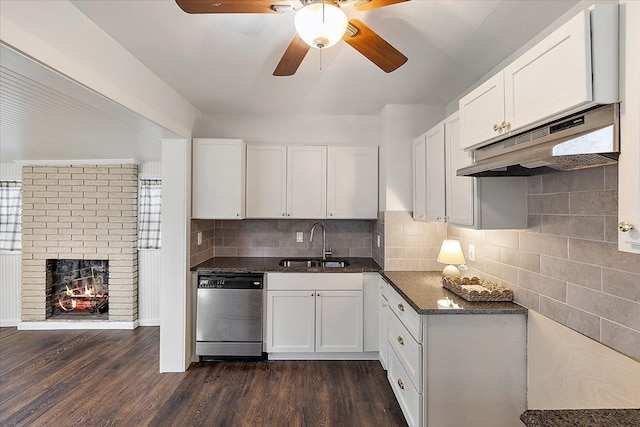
<box><xmin>197</xmin><ymin>274</ymin><xmax>263</xmax><ymax>289</ymax></box>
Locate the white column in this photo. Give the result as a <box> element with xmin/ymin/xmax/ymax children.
<box><xmin>160</xmin><ymin>138</ymin><xmax>191</xmax><ymax>372</ymax></box>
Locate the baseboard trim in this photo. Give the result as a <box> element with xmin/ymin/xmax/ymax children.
<box><xmin>267</xmin><ymin>351</ymin><xmax>380</xmax><ymax>361</ymax></box>
<box><xmin>18</xmin><ymin>320</ymin><xmax>140</xmax><ymax>330</ymax></box>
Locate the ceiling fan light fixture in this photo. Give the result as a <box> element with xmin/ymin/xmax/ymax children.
<box><xmin>294</xmin><ymin>3</ymin><xmax>349</xmax><ymax>49</ymax></box>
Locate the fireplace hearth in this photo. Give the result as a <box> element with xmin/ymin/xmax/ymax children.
<box><xmin>46</xmin><ymin>259</ymin><xmax>109</xmax><ymax>319</ymax></box>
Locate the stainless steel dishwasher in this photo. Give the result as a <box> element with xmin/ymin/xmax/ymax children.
<box><xmin>196</xmin><ymin>272</ymin><xmax>264</xmax><ymax>359</ymax></box>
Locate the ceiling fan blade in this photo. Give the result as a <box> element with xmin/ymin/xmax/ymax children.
<box><xmin>175</xmin><ymin>0</ymin><xmax>284</xmax><ymax>14</ymax></box>
<box><xmin>355</xmin><ymin>0</ymin><xmax>409</xmax><ymax>12</ymax></box>
<box><xmin>343</xmin><ymin>19</ymin><xmax>407</xmax><ymax>73</ymax></box>
<box><xmin>274</xmin><ymin>35</ymin><xmax>311</xmax><ymax>76</ymax></box>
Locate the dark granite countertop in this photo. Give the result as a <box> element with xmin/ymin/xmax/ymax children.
<box><xmin>381</xmin><ymin>271</ymin><xmax>527</xmax><ymax>315</ymax></box>
<box><xmin>520</xmin><ymin>409</ymin><xmax>640</xmax><ymax>426</ymax></box>
<box><xmin>191</xmin><ymin>257</ymin><xmax>382</xmax><ymax>273</ymax></box>
<box><xmin>192</xmin><ymin>258</ymin><xmax>525</xmax><ymax>316</ymax></box>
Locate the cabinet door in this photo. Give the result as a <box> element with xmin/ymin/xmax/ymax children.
<box><xmin>459</xmin><ymin>72</ymin><xmax>506</xmax><ymax>150</ymax></box>
<box><xmin>444</xmin><ymin>113</ymin><xmax>475</xmax><ymax>227</ymax></box>
<box><xmin>315</xmin><ymin>290</ymin><xmax>363</xmax><ymax>353</ymax></box>
<box><xmin>327</xmin><ymin>146</ymin><xmax>378</xmax><ymax>219</ymax></box>
<box><xmin>412</xmin><ymin>136</ymin><xmax>427</xmax><ymax>221</ymax></box>
<box><xmin>246</xmin><ymin>145</ymin><xmax>287</xmax><ymax>218</ymax></box>
<box><xmin>266</xmin><ymin>290</ymin><xmax>315</xmax><ymax>353</ymax></box>
<box><xmin>287</xmin><ymin>146</ymin><xmax>327</xmax><ymax>218</ymax></box>
<box><xmin>425</xmin><ymin>123</ymin><xmax>446</xmax><ymax>223</ymax></box>
<box><xmin>378</xmin><ymin>280</ymin><xmax>389</xmax><ymax>370</ymax></box>
<box><xmin>192</xmin><ymin>138</ymin><xmax>245</xmax><ymax>219</ymax></box>
<box><xmin>504</xmin><ymin>9</ymin><xmax>592</xmax><ymax>132</ymax></box>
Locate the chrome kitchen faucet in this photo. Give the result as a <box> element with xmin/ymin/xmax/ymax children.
<box><xmin>310</xmin><ymin>222</ymin><xmax>332</xmax><ymax>260</ymax></box>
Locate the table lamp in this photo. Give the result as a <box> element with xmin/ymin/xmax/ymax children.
<box><xmin>437</xmin><ymin>240</ymin><xmax>466</xmax><ymax>277</ymax></box>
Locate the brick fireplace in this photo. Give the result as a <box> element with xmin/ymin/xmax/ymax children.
<box><xmin>20</xmin><ymin>164</ymin><xmax>138</xmax><ymax>326</ymax></box>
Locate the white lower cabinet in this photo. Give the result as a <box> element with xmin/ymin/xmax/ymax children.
<box><xmin>383</xmin><ymin>275</ymin><xmax>527</xmax><ymax>427</ymax></box>
<box><xmin>266</xmin><ymin>273</ymin><xmax>364</xmax><ymax>355</ymax></box>
<box><xmin>266</xmin><ymin>290</ymin><xmax>316</xmax><ymax>353</ymax></box>
<box><xmin>378</xmin><ymin>277</ymin><xmax>390</xmax><ymax>370</ymax></box>
<box><xmin>388</xmin><ymin>346</ymin><xmax>421</xmax><ymax>427</ymax></box>
<box><xmin>315</xmin><ymin>290</ymin><xmax>363</xmax><ymax>352</ymax></box>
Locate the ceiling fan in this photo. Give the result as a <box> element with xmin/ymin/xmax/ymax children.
<box><xmin>175</xmin><ymin>0</ymin><xmax>409</xmax><ymax>76</ymax></box>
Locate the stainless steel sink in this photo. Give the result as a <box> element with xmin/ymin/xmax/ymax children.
<box><xmin>279</xmin><ymin>258</ymin><xmax>350</xmax><ymax>268</ymax></box>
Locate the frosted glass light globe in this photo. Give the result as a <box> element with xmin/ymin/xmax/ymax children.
<box><xmin>294</xmin><ymin>3</ymin><xmax>348</xmax><ymax>49</ymax></box>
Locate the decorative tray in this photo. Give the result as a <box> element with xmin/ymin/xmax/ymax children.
<box><xmin>442</xmin><ymin>276</ymin><xmax>513</xmax><ymax>302</ymax></box>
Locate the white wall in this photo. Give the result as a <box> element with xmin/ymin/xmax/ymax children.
<box><xmin>0</xmin><ymin>163</ymin><xmax>22</xmax><ymax>326</ymax></box>
<box><xmin>138</xmin><ymin>161</ymin><xmax>162</xmax><ymax>326</ymax></box>
<box><xmin>528</xmin><ymin>311</ymin><xmax>640</xmax><ymax>408</ymax></box>
<box><xmin>0</xmin><ymin>0</ymin><xmax>200</xmax><ymax>138</ymax></box>
<box><xmin>159</xmin><ymin>140</ymin><xmax>191</xmax><ymax>372</ymax></box>
<box><xmin>379</xmin><ymin>104</ymin><xmax>445</xmax><ymax>211</ymax></box>
<box><xmin>194</xmin><ymin>113</ymin><xmax>380</xmax><ymax>146</ymax></box>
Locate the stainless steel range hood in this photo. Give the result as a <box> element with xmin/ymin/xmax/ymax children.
<box><xmin>457</xmin><ymin>104</ymin><xmax>619</xmax><ymax>177</ymax></box>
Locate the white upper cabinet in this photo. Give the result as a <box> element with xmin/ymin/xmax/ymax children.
<box><xmin>246</xmin><ymin>145</ymin><xmax>287</xmax><ymax>218</ymax></box>
<box><xmin>444</xmin><ymin>113</ymin><xmax>475</xmax><ymax>227</ymax></box>
<box><xmin>287</xmin><ymin>146</ymin><xmax>327</xmax><ymax>218</ymax></box>
<box><xmin>413</xmin><ymin>112</ymin><xmax>527</xmax><ymax>229</ymax></box>
<box><xmin>425</xmin><ymin>124</ymin><xmax>446</xmax><ymax>223</ymax></box>
<box><xmin>327</xmin><ymin>146</ymin><xmax>378</xmax><ymax>219</ymax></box>
<box><xmin>192</xmin><ymin>138</ymin><xmax>245</xmax><ymax>219</ymax></box>
<box><xmin>246</xmin><ymin>145</ymin><xmax>326</xmax><ymax>218</ymax></box>
<box><xmin>459</xmin><ymin>72</ymin><xmax>507</xmax><ymax>150</ymax></box>
<box><xmin>412</xmin><ymin>136</ymin><xmax>426</xmax><ymax>221</ymax></box>
<box><xmin>460</xmin><ymin>4</ymin><xmax>619</xmax><ymax>150</ymax></box>
<box><xmin>618</xmin><ymin>0</ymin><xmax>640</xmax><ymax>254</ymax></box>
<box><xmin>246</xmin><ymin>145</ymin><xmax>378</xmax><ymax>219</ymax></box>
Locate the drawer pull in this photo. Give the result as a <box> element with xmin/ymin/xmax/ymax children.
<box><xmin>398</xmin><ymin>303</ymin><xmax>405</xmax><ymax>312</ymax></box>
<box><xmin>397</xmin><ymin>378</ymin><xmax>405</xmax><ymax>390</ymax></box>
<box><xmin>397</xmin><ymin>336</ymin><xmax>404</xmax><ymax>345</ymax></box>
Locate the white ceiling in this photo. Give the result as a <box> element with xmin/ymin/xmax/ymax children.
<box><xmin>0</xmin><ymin>0</ymin><xmax>582</xmax><ymax>162</ymax></box>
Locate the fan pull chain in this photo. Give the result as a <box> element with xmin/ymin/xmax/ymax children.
<box><xmin>320</xmin><ymin>48</ymin><xmax>323</xmax><ymax>71</ymax></box>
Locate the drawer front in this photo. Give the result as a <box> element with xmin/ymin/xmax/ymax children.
<box><xmin>388</xmin><ymin>309</ymin><xmax>422</xmax><ymax>392</ymax></box>
<box><xmin>388</xmin><ymin>287</ymin><xmax>421</xmax><ymax>342</ymax></box>
<box><xmin>388</xmin><ymin>347</ymin><xmax>421</xmax><ymax>427</ymax></box>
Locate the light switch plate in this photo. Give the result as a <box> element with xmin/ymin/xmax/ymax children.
<box><xmin>468</xmin><ymin>244</ymin><xmax>476</xmax><ymax>261</ymax></box>
<box><xmin>296</xmin><ymin>232</ymin><xmax>304</xmax><ymax>243</ymax></box>
<box><xmin>197</xmin><ymin>232</ymin><xmax>203</xmax><ymax>246</ymax></box>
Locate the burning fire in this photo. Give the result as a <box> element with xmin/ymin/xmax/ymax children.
<box><xmin>57</xmin><ymin>282</ymin><xmax>108</xmax><ymax>313</ymax></box>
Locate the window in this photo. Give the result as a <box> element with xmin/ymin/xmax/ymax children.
<box><xmin>0</xmin><ymin>181</ymin><xmax>22</xmax><ymax>252</ymax></box>
<box><xmin>137</xmin><ymin>179</ymin><xmax>162</xmax><ymax>249</ymax></box>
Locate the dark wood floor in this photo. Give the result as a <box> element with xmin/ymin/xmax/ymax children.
<box><xmin>0</xmin><ymin>327</ymin><xmax>407</xmax><ymax>427</ymax></box>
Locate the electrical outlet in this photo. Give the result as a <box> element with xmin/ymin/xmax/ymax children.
<box><xmin>197</xmin><ymin>232</ymin><xmax>203</xmax><ymax>246</ymax></box>
<box><xmin>468</xmin><ymin>244</ymin><xmax>476</xmax><ymax>262</ymax></box>
<box><xmin>296</xmin><ymin>232</ymin><xmax>304</xmax><ymax>243</ymax></box>
<box><xmin>377</xmin><ymin>235</ymin><xmax>381</xmax><ymax>248</ymax></box>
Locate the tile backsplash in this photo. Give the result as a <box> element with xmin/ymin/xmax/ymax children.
<box><xmin>211</xmin><ymin>219</ymin><xmax>374</xmax><ymax>259</ymax></box>
<box><xmin>450</xmin><ymin>165</ymin><xmax>640</xmax><ymax>361</ymax></box>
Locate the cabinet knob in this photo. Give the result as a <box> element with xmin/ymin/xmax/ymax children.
<box><xmin>311</xmin><ymin>293</ymin><xmax>314</xmax><ymax>296</ymax></box>
<box><xmin>282</xmin><ymin>213</ymin><xmax>286</xmax><ymax>217</ymax></box>
<box><xmin>397</xmin><ymin>336</ymin><xmax>404</xmax><ymax>346</ymax></box>
<box><xmin>397</xmin><ymin>378</ymin><xmax>405</xmax><ymax>390</ymax></box>
<box><xmin>287</xmin><ymin>213</ymin><xmax>291</xmax><ymax>217</ymax></box>
<box><xmin>398</xmin><ymin>303</ymin><xmax>405</xmax><ymax>312</ymax></box>
<box><xmin>235</xmin><ymin>213</ymin><xmax>239</xmax><ymax>217</ymax></box>
<box><xmin>493</xmin><ymin>123</ymin><xmax>501</xmax><ymax>131</ymax></box>
<box><xmin>619</xmin><ymin>222</ymin><xmax>635</xmax><ymax>232</ymax></box>
<box><xmin>436</xmin><ymin>216</ymin><xmax>441</xmax><ymax>221</ymax></box>
<box><xmin>420</xmin><ymin>215</ymin><xmax>424</xmax><ymax>219</ymax></box>
<box><xmin>503</xmin><ymin>121</ymin><xmax>511</xmax><ymax>130</ymax></box>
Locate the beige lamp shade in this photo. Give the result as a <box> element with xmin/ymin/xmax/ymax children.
<box><xmin>437</xmin><ymin>240</ymin><xmax>466</xmax><ymax>264</ymax></box>
<box><xmin>437</xmin><ymin>240</ymin><xmax>465</xmax><ymax>277</ymax></box>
